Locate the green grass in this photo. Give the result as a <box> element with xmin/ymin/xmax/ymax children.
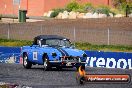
<box><xmin>75</xmin><ymin>42</ymin><xmax>132</xmax><ymax>52</ymax></box>
<box><xmin>0</xmin><ymin>38</ymin><xmax>32</xmax><ymax>47</ymax></box>
<box><xmin>0</xmin><ymin>38</ymin><xmax>132</xmax><ymax>52</ymax></box>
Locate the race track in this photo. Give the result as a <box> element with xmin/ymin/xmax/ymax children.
<box><xmin>0</xmin><ymin>63</ymin><xmax>132</xmax><ymax>88</ymax></box>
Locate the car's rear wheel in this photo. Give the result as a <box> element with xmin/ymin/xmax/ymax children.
<box><xmin>23</xmin><ymin>53</ymin><xmax>32</xmax><ymax>69</ymax></box>
<box><xmin>43</xmin><ymin>55</ymin><xmax>51</xmax><ymax>71</ymax></box>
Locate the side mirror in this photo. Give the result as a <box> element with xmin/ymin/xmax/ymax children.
<box><xmin>70</xmin><ymin>44</ymin><xmax>75</xmax><ymax>49</ymax></box>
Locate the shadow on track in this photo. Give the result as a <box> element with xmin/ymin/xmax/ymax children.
<box><xmin>27</xmin><ymin>66</ymin><xmax>77</xmax><ymax>72</ymax></box>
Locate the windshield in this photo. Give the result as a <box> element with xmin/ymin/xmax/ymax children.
<box><xmin>42</xmin><ymin>39</ymin><xmax>72</xmax><ymax>47</ymax></box>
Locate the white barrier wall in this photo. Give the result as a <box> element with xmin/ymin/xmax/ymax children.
<box><xmin>85</xmin><ymin>51</ymin><xmax>132</xmax><ymax>69</ymax></box>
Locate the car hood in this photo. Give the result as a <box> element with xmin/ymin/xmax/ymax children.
<box><xmin>40</xmin><ymin>46</ymin><xmax>85</xmax><ymax>57</ymax></box>
<box><xmin>60</xmin><ymin>48</ymin><xmax>84</xmax><ymax>57</ymax></box>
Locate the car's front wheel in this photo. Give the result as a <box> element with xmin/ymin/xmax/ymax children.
<box><xmin>43</xmin><ymin>55</ymin><xmax>51</xmax><ymax>71</ymax></box>
<box><xmin>23</xmin><ymin>53</ymin><xmax>32</xmax><ymax>69</ymax></box>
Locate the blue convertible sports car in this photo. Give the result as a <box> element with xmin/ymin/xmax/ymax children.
<box><xmin>21</xmin><ymin>35</ymin><xmax>87</xmax><ymax>70</ymax></box>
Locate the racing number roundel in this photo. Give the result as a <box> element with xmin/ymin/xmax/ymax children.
<box><xmin>33</xmin><ymin>52</ymin><xmax>38</xmax><ymax>60</ymax></box>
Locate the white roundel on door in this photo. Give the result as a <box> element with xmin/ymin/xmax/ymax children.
<box><xmin>33</xmin><ymin>52</ymin><xmax>38</xmax><ymax>60</ymax></box>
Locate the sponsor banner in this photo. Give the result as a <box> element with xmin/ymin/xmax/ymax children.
<box><xmin>0</xmin><ymin>46</ymin><xmax>20</xmax><ymax>63</ymax></box>
<box><xmin>85</xmin><ymin>51</ymin><xmax>132</xmax><ymax>69</ymax></box>
<box><xmin>0</xmin><ymin>46</ymin><xmax>132</xmax><ymax>69</ymax></box>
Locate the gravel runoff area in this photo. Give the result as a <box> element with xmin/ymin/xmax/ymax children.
<box><xmin>0</xmin><ymin>63</ymin><xmax>132</xmax><ymax>88</ymax></box>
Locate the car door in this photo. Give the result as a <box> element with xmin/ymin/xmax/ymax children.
<box><xmin>31</xmin><ymin>45</ymin><xmax>43</xmax><ymax>64</ymax></box>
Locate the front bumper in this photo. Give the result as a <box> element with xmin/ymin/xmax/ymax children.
<box><xmin>49</xmin><ymin>61</ymin><xmax>85</xmax><ymax>68</ymax></box>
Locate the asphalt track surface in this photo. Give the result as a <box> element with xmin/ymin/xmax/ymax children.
<box><xmin>0</xmin><ymin>63</ymin><xmax>132</xmax><ymax>88</ymax></box>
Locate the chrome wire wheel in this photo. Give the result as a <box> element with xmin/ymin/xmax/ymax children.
<box><xmin>23</xmin><ymin>53</ymin><xmax>32</xmax><ymax>69</ymax></box>
<box><xmin>43</xmin><ymin>58</ymin><xmax>48</xmax><ymax>69</ymax></box>
<box><xmin>43</xmin><ymin>56</ymin><xmax>50</xmax><ymax>71</ymax></box>
<box><xmin>23</xmin><ymin>55</ymin><xmax>28</xmax><ymax>66</ymax></box>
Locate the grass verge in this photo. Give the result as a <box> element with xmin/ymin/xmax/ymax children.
<box><xmin>75</xmin><ymin>42</ymin><xmax>132</xmax><ymax>52</ymax></box>
<box><xmin>0</xmin><ymin>39</ymin><xmax>32</xmax><ymax>47</ymax></box>
<box><xmin>0</xmin><ymin>38</ymin><xmax>132</xmax><ymax>52</ymax></box>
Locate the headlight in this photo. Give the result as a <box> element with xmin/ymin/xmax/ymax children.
<box><xmin>52</xmin><ymin>52</ymin><xmax>57</xmax><ymax>57</ymax></box>
<box><xmin>82</xmin><ymin>53</ymin><xmax>87</xmax><ymax>57</ymax></box>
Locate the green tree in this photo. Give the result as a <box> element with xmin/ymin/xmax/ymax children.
<box><xmin>65</xmin><ymin>0</ymin><xmax>80</xmax><ymax>12</ymax></box>
<box><xmin>112</xmin><ymin>0</ymin><xmax>131</xmax><ymax>8</ymax></box>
